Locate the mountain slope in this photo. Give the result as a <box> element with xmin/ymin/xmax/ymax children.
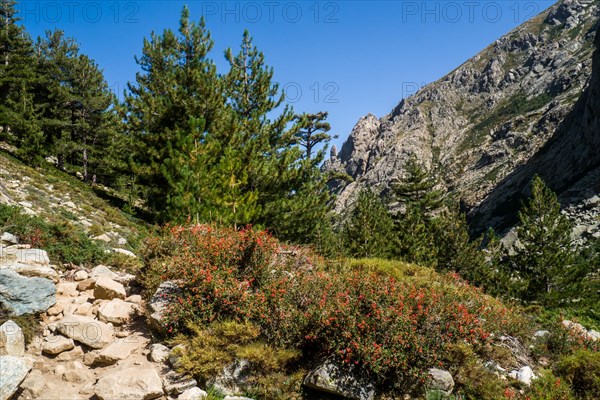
<box><xmin>326</xmin><ymin>0</ymin><xmax>600</xmax><ymax>237</ymax></box>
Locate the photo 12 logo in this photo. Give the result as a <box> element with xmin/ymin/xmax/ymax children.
<box><xmin>19</xmin><ymin>1</ymin><xmax>140</xmax><ymax>24</ymax></box>
<box><xmin>200</xmin><ymin>1</ymin><xmax>340</xmax><ymax>24</ymax></box>
<box><xmin>282</xmin><ymin>82</ymin><xmax>340</xmax><ymax>104</ymax></box>
<box><xmin>400</xmin><ymin>1</ymin><xmax>540</xmax><ymax>24</ymax></box>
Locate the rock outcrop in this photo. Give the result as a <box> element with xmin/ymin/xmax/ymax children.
<box><xmin>325</xmin><ymin>0</ymin><xmax>600</xmax><ymax>238</ymax></box>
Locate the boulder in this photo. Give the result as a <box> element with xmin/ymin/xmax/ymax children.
<box><xmin>0</xmin><ymin>320</ymin><xmax>25</xmax><ymax>357</ymax></box>
<box><xmin>56</xmin><ymin>314</ymin><xmax>114</xmax><ymax>349</ymax></box>
<box><xmin>4</xmin><ymin>262</ymin><xmax>59</xmax><ymax>282</ymax></box>
<box><xmin>63</xmin><ymin>361</ymin><xmax>93</xmax><ymax>383</ymax></box>
<box><xmin>56</xmin><ymin>281</ymin><xmax>79</xmax><ymax>297</ymax></box>
<box><xmin>125</xmin><ymin>294</ymin><xmax>142</xmax><ymax>305</ymax></box>
<box><xmin>427</xmin><ymin>368</ymin><xmax>455</xmax><ymax>397</ymax></box>
<box><xmin>163</xmin><ymin>371</ymin><xmax>198</xmax><ymax>395</ymax></box>
<box><xmin>94</xmin><ymin>339</ymin><xmax>141</xmax><ymax>366</ymax></box>
<box><xmin>0</xmin><ymin>269</ymin><xmax>56</xmax><ymax>315</ymax></box>
<box><xmin>55</xmin><ymin>345</ymin><xmax>84</xmax><ymax>361</ymax></box>
<box><xmin>74</xmin><ymin>302</ymin><xmax>93</xmax><ymax>317</ymax></box>
<box><xmin>46</xmin><ymin>303</ymin><xmax>63</xmax><ymax>316</ymax></box>
<box><xmin>303</xmin><ymin>358</ymin><xmax>375</xmax><ymax>400</ymax></box>
<box><xmin>178</xmin><ymin>387</ymin><xmax>207</xmax><ymax>400</ymax></box>
<box><xmin>0</xmin><ymin>355</ymin><xmax>31</xmax><ymax>400</ymax></box>
<box><xmin>211</xmin><ymin>359</ymin><xmax>251</xmax><ymax>396</ymax></box>
<box><xmin>97</xmin><ymin>298</ymin><xmax>135</xmax><ymax>325</ymax></box>
<box><xmin>90</xmin><ymin>265</ymin><xmax>118</xmax><ymax>281</ymax></box>
<box><xmin>0</xmin><ymin>233</ymin><xmax>18</xmax><ymax>245</ymax></box>
<box><xmin>148</xmin><ymin>281</ymin><xmax>180</xmax><ymax>332</ymax></box>
<box><xmin>74</xmin><ymin>270</ymin><xmax>89</xmax><ymax>281</ymax></box>
<box><xmin>94</xmin><ymin>367</ymin><xmax>164</xmax><ymax>400</ymax></box>
<box><xmin>42</xmin><ymin>334</ymin><xmax>75</xmax><ymax>355</ymax></box>
<box><xmin>149</xmin><ymin>343</ymin><xmax>170</xmax><ymax>363</ymax></box>
<box><xmin>94</xmin><ymin>277</ymin><xmax>126</xmax><ymax>300</ymax></box>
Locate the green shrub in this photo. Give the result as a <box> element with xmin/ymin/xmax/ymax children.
<box><xmin>525</xmin><ymin>370</ymin><xmax>575</xmax><ymax>400</ymax></box>
<box><xmin>554</xmin><ymin>350</ymin><xmax>600</xmax><ymax>399</ymax></box>
<box><xmin>142</xmin><ymin>224</ymin><xmax>530</xmax><ymax>393</ymax></box>
<box><xmin>0</xmin><ymin>203</ymin><xmax>108</xmax><ymax>266</ymax></box>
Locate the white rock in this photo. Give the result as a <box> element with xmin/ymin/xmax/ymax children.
<box><xmin>0</xmin><ymin>355</ymin><xmax>31</xmax><ymax>400</ymax></box>
<box><xmin>0</xmin><ymin>233</ymin><xmax>18</xmax><ymax>245</ymax></box>
<box><xmin>90</xmin><ymin>265</ymin><xmax>118</xmax><ymax>281</ymax></box>
<box><xmin>74</xmin><ymin>270</ymin><xmax>89</xmax><ymax>281</ymax></box>
<box><xmin>112</xmin><ymin>248</ymin><xmax>137</xmax><ymax>258</ymax></box>
<box><xmin>94</xmin><ymin>277</ymin><xmax>126</xmax><ymax>300</ymax></box>
<box><xmin>94</xmin><ymin>367</ymin><xmax>164</xmax><ymax>400</ymax></box>
<box><xmin>149</xmin><ymin>343</ymin><xmax>170</xmax><ymax>363</ymax></box>
<box><xmin>97</xmin><ymin>298</ymin><xmax>135</xmax><ymax>325</ymax></box>
<box><xmin>56</xmin><ymin>281</ymin><xmax>79</xmax><ymax>297</ymax></box>
<box><xmin>0</xmin><ymin>320</ymin><xmax>25</xmax><ymax>357</ymax></box>
<box><xmin>510</xmin><ymin>366</ymin><xmax>536</xmax><ymax>386</ymax></box>
<box><xmin>94</xmin><ymin>234</ymin><xmax>112</xmax><ymax>243</ymax></box>
<box><xmin>13</xmin><ymin>248</ymin><xmax>50</xmax><ymax>265</ymax></box>
<box><xmin>587</xmin><ymin>329</ymin><xmax>600</xmax><ymax>341</ymax></box>
<box><xmin>19</xmin><ymin>369</ymin><xmax>45</xmax><ymax>398</ymax></box>
<box><xmin>178</xmin><ymin>387</ymin><xmax>207</xmax><ymax>400</ymax></box>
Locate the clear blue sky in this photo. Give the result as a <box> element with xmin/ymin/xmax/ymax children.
<box><xmin>20</xmin><ymin>0</ymin><xmax>554</xmax><ymax>149</ymax></box>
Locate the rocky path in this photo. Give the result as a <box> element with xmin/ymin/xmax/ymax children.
<box><xmin>0</xmin><ymin>238</ymin><xmax>216</xmax><ymax>400</ymax></box>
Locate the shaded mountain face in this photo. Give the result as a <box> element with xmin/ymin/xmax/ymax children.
<box><xmin>326</xmin><ymin>0</ymin><xmax>600</xmax><ymax>239</ymax></box>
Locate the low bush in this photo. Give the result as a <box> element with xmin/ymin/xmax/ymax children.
<box><xmin>524</xmin><ymin>370</ymin><xmax>575</xmax><ymax>400</ymax></box>
<box><xmin>0</xmin><ymin>203</ymin><xmax>108</xmax><ymax>266</ymax></box>
<box><xmin>142</xmin><ymin>224</ymin><xmax>529</xmax><ymax>394</ymax></box>
<box><xmin>554</xmin><ymin>350</ymin><xmax>600</xmax><ymax>400</ymax></box>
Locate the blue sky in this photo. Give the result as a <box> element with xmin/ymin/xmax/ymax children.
<box><xmin>20</xmin><ymin>0</ymin><xmax>554</xmax><ymax>149</ymax></box>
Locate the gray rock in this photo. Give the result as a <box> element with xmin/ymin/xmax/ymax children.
<box><xmin>178</xmin><ymin>387</ymin><xmax>207</xmax><ymax>400</ymax></box>
<box><xmin>0</xmin><ymin>269</ymin><xmax>56</xmax><ymax>315</ymax></box>
<box><xmin>0</xmin><ymin>233</ymin><xmax>18</xmax><ymax>245</ymax></box>
<box><xmin>90</xmin><ymin>265</ymin><xmax>118</xmax><ymax>281</ymax></box>
<box><xmin>149</xmin><ymin>343</ymin><xmax>170</xmax><ymax>363</ymax></box>
<box><xmin>163</xmin><ymin>371</ymin><xmax>198</xmax><ymax>395</ymax></box>
<box><xmin>427</xmin><ymin>368</ymin><xmax>455</xmax><ymax>397</ymax></box>
<box><xmin>13</xmin><ymin>248</ymin><xmax>50</xmax><ymax>265</ymax></box>
<box><xmin>211</xmin><ymin>359</ymin><xmax>251</xmax><ymax>396</ymax></box>
<box><xmin>7</xmin><ymin>262</ymin><xmax>59</xmax><ymax>282</ymax></box>
<box><xmin>112</xmin><ymin>248</ymin><xmax>137</xmax><ymax>258</ymax></box>
<box><xmin>0</xmin><ymin>320</ymin><xmax>25</xmax><ymax>357</ymax></box>
<box><xmin>148</xmin><ymin>281</ymin><xmax>180</xmax><ymax>332</ymax></box>
<box><xmin>509</xmin><ymin>366</ymin><xmax>536</xmax><ymax>385</ymax></box>
<box><xmin>0</xmin><ymin>355</ymin><xmax>31</xmax><ymax>400</ymax></box>
<box><xmin>533</xmin><ymin>330</ymin><xmax>550</xmax><ymax>339</ymax></box>
<box><xmin>94</xmin><ymin>367</ymin><xmax>164</xmax><ymax>400</ymax></box>
<box><xmin>303</xmin><ymin>358</ymin><xmax>375</xmax><ymax>400</ymax></box>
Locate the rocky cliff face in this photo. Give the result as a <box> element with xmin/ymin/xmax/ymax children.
<box><xmin>326</xmin><ymin>0</ymin><xmax>600</xmax><ymax>239</ymax></box>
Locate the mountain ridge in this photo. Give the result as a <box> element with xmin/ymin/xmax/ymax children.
<box><xmin>326</xmin><ymin>0</ymin><xmax>600</xmax><ymax>238</ymax></box>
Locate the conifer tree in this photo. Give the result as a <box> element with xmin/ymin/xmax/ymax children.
<box><xmin>343</xmin><ymin>189</ymin><xmax>394</xmax><ymax>258</ymax></box>
<box><xmin>292</xmin><ymin>111</ymin><xmax>334</xmax><ymax>160</ymax></box>
<box><xmin>124</xmin><ymin>7</ymin><xmax>226</xmax><ymax>222</ymax></box>
<box><xmin>0</xmin><ymin>0</ymin><xmax>41</xmax><ymax>157</ymax></box>
<box><xmin>392</xmin><ymin>155</ymin><xmax>444</xmax><ymax>216</ymax></box>
<box><xmin>509</xmin><ymin>175</ymin><xmax>575</xmax><ymax>304</ymax></box>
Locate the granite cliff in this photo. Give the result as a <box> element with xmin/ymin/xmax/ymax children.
<box><xmin>326</xmin><ymin>0</ymin><xmax>600</xmax><ymax>239</ymax></box>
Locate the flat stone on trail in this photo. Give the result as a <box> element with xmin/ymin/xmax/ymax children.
<box><xmin>97</xmin><ymin>298</ymin><xmax>136</xmax><ymax>325</ymax></box>
<box><xmin>94</xmin><ymin>367</ymin><xmax>164</xmax><ymax>400</ymax></box>
<box><xmin>42</xmin><ymin>334</ymin><xmax>75</xmax><ymax>355</ymax></box>
<box><xmin>91</xmin><ymin>265</ymin><xmax>118</xmax><ymax>281</ymax></box>
<box><xmin>94</xmin><ymin>276</ymin><xmax>126</xmax><ymax>300</ymax></box>
<box><xmin>94</xmin><ymin>339</ymin><xmax>141</xmax><ymax>365</ymax></box>
<box><xmin>56</xmin><ymin>314</ymin><xmax>114</xmax><ymax>349</ymax></box>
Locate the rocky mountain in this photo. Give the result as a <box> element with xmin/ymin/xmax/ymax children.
<box><xmin>326</xmin><ymin>0</ymin><xmax>600</xmax><ymax>239</ymax></box>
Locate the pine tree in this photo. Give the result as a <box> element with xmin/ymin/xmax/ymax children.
<box><xmin>509</xmin><ymin>175</ymin><xmax>575</xmax><ymax>304</ymax></box>
<box><xmin>343</xmin><ymin>189</ymin><xmax>395</xmax><ymax>258</ymax></box>
<box><xmin>0</xmin><ymin>0</ymin><xmax>41</xmax><ymax>157</ymax></box>
<box><xmin>292</xmin><ymin>111</ymin><xmax>335</xmax><ymax>160</ymax></box>
<box><xmin>124</xmin><ymin>7</ymin><xmax>226</xmax><ymax>222</ymax></box>
<box><xmin>391</xmin><ymin>156</ymin><xmax>443</xmax><ymax>265</ymax></box>
<box><xmin>430</xmin><ymin>206</ymin><xmax>487</xmax><ymax>280</ymax></box>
